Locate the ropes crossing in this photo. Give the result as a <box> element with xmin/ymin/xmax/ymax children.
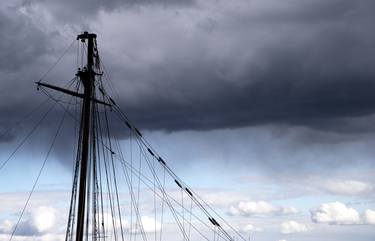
<box><xmin>0</xmin><ymin>32</ymin><xmax>248</xmax><ymax>241</ymax></box>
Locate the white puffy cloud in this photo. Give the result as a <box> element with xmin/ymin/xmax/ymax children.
<box><xmin>131</xmin><ymin>216</ymin><xmax>161</xmax><ymax>234</ymax></box>
<box><xmin>311</xmin><ymin>202</ymin><xmax>361</xmax><ymax>225</ymax></box>
<box><xmin>32</xmin><ymin>206</ymin><xmax>57</xmax><ymax>233</ymax></box>
<box><xmin>280</xmin><ymin>220</ymin><xmax>310</xmax><ymax>234</ymax></box>
<box><xmin>239</xmin><ymin>224</ymin><xmax>263</xmax><ymax>233</ymax></box>
<box><xmin>229</xmin><ymin>201</ymin><xmax>298</xmax><ymax>216</ymax></box>
<box><xmin>0</xmin><ymin>232</ymin><xmax>64</xmax><ymax>241</ymax></box>
<box><xmin>279</xmin><ymin>207</ymin><xmax>299</xmax><ymax>215</ymax></box>
<box><xmin>0</xmin><ymin>220</ymin><xmax>13</xmax><ymax>234</ymax></box>
<box><xmin>323</xmin><ymin>180</ymin><xmax>373</xmax><ymax>196</ymax></box>
<box><xmin>364</xmin><ymin>209</ymin><xmax>375</xmax><ymax>225</ymax></box>
<box><xmin>0</xmin><ymin>206</ymin><xmax>59</xmax><ymax>236</ymax></box>
<box><xmin>141</xmin><ymin>216</ymin><xmax>161</xmax><ymax>233</ymax></box>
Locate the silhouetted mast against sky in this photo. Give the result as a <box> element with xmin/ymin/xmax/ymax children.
<box><xmin>37</xmin><ymin>31</ymin><xmax>102</xmax><ymax>241</ymax></box>
<box><xmin>35</xmin><ymin>31</ymin><xmax>246</xmax><ymax>241</ymax></box>
<box><xmin>75</xmin><ymin>31</ymin><xmax>96</xmax><ymax>241</ymax></box>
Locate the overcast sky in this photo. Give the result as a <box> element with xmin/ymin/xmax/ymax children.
<box><xmin>0</xmin><ymin>0</ymin><xmax>375</xmax><ymax>241</ymax></box>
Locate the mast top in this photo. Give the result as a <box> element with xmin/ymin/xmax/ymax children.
<box><xmin>77</xmin><ymin>31</ymin><xmax>97</xmax><ymax>41</ymax></box>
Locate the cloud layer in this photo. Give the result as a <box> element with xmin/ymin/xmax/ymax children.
<box><xmin>323</xmin><ymin>180</ymin><xmax>373</xmax><ymax>196</ymax></box>
<box><xmin>280</xmin><ymin>220</ymin><xmax>310</xmax><ymax>234</ymax></box>
<box><xmin>0</xmin><ymin>206</ymin><xmax>59</xmax><ymax>237</ymax></box>
<box><xmin>229</xmin><ymin>201</ymin><xmax>298</xmax><ymax>217</ymax></box>
<box><xmin>1</xmin><ymin>0</ymin><xmax>375</xmax><ymax>134</ymax></box>
<box><xmin>311</xmin><ymin>202</ymin><xmax>375</xmax><ymax>225</ymax></box>
<box><xmin>0</xmin><ymin>1</ymin><xmax>375</xmax><ymax>241</ymax></box>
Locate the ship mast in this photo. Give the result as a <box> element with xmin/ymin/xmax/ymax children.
<box><xmin>33</xmin><ymin>31</ymin><xmax>246</xmax><ymax>241</ymax></box>
<box><xmin>37</xmin><ymin>31</ymin><xmax>103</xmax><ymax>241</ymax></box>
<box><xmin>75</xmin><ymin>31</ymin><xmax>96</xmax><ymax>241</ymax></box>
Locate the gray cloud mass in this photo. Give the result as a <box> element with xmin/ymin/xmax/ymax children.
<box><xmin>1</xmin><ymin>3</ymin><xmax>375</xmax><ymax>241</ymax></box>
<box><xmin>0</xmin><ymin>0</ymin><xmax>374</xmax><ymax>153</ymax></box>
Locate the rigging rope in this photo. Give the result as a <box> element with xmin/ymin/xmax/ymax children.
<box><xmin>12</xmin><ymin>36</ymin><xmax>251</xmax><ymax>241</ymax></box>
<box><xmin>0</xmin><ymin>77</ymin><xmax>77</xmax><ymax>172</ymax></box>
<box><xmin>102</xmin><ymin>97</ymin><xmax>126</xmax><ymax>241</ymax></box>
<box><xmin>0</xmin><ymin>98</ymin><xmax>48</xmax><ymax>142</ymax></box>
<box><xmin>92</xmin><ymin>55</ymin><xmax>245</xmax><ymax>240</ymax></box>
<box><xmin>112</xmin><ymin>105</ymin><xmax>244</xmax><ymax>241</ymax></box>
<box><xmin>114</xmin><ymin>154</ymin><xmax>217</xmax><ymax>241</ymax></box>
<box><xmin>0</xmin><ymin>103</ymin><xmax>56</xmax><ymax>171</ymax></box>
<box><xmin>9</xmin><ymin>100</ymin><xmax>69</xmax><ymax>241</ymax></box>
<box><xmin>39</xmin><ymin>39</ymin><xmax>76</xmax><ymax>83</ymax></box>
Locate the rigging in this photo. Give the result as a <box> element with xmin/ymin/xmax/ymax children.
<box><xmin>2</xmin><ymin>32</ymin><xmax>247</xmax><ymax>241</ymax></box>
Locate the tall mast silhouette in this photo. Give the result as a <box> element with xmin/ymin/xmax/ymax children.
<box><xmin>33</xmin><ymin>31</ymin><xmax>246</xmax><ymax>241</ymax></box>
<box><xmin>37</xmin><ymin>31</ymin><xmax>101</xmax><ymax>241</ymax></box>
<box><xmin>75</xmin><ymin>31</ymin><xmax>96</xmax><ymax>241</ymax></box>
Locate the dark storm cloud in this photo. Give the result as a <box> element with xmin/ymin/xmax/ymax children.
<box><xmin>1</xmin><ymin>0</ymin><xmax>375</xmax><ymax>139</ymax></box>
<box><xmin>0</xmin><ymin>9</ymin><xmax>50</xmax><ymax>71</ymax></box>
<box><xmin>0</xmin><ymin>5</ymin><xmax>55</xmax><ymax>142</ymax></box>
<box><xmin>102</xmin><ymin>0</ymin><xmax>375</xmax><ymax>133</ymax></box>
<box><xmin>122</xmin><ymin>77</ymin><xmax>375</xmax><ymax>132</ymax></box>
<box><xmin>22</xmin><ymin>0</ymin><xmax>195</xmax><ymax>23</ymax></box>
